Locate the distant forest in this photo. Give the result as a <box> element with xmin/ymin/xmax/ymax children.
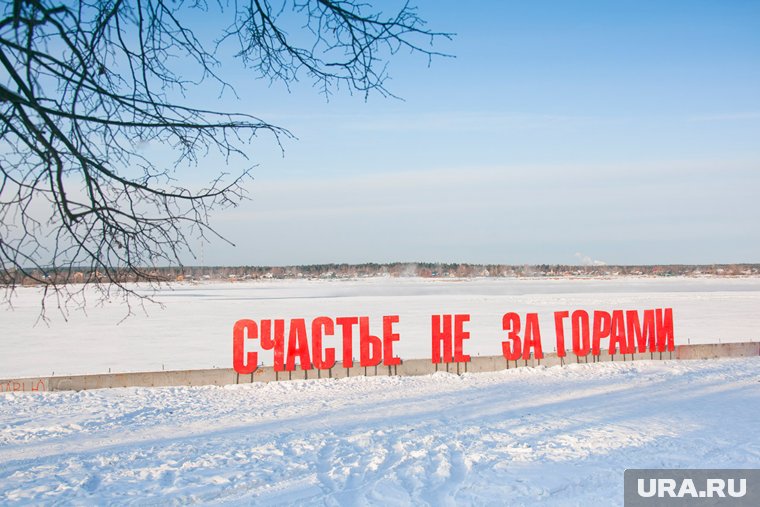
<box><xmin>7</xmin><ymin>263</ymin><xmax>759</xmax><ymax>286</ymax></box>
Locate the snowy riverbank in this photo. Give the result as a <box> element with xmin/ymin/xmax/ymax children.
<box><xmin>1</xmin><ymin>357</ymin><xmax>758</xmax><ymax>505</ymax></box>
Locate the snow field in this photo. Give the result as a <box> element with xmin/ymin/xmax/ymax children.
<box><xmin>2</xmin><ymin>276</ymin><xmax>760</xmax><ymax>378</ymax></box>
<box><xmin>1</xmin><ymin>357</ymin><xmax>759</xmax><ymax>505</ymax></box>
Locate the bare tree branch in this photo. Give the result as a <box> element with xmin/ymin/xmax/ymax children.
<box><xmin>0</xmin><ymin>0</ymin><xmax>451</xmax><ymax>318</ymax></box>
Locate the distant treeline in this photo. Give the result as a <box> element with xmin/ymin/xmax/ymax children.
<box><xmin>4</xmin><ymin>263</ymin><xmax>759</xmax><ymax>286</ymax></box>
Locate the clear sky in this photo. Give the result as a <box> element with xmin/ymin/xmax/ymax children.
<box><xmin>175</xmin><ymin>0</ymin><xmax>760</xmax><ymax>266</ymax></box>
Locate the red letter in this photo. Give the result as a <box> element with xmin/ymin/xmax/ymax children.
<box><xmin>553</xmin><ymin>311</ymin><xmax>569</xmax><ymax>357</ymax></box>
<box><xmin>336</xmin><ymin>316</ymin><xmax>359</xmax><ymax>368</ymax></box>
<box><xmin>656</xmin><ymin>308</ymin><xmax>675</xmax><ymax>352</ymax></box>
<box><xmin>312</xmin><ymin>317</ymin><xmax>336</xmax><ymax>369</ymax></box>
<box><xmin>454</xmin><ymin>314</ymin><xmax>471</xmax><ymax>363</ymax></box>
<box><xmin>609</xmin><ymin>310</ymin><xmax>628</xmax><ymax>354</ymax></box>
<box><xmin>261</xmin><ymin>319</ymin><xmax>286</xmax><ymax>371</ymax></box>
<box><xmin>383</xmin><ymin>315</ymin><xmax>401</xmax><ymax>366</ymax></box>
<box><xmin>232</xmin><ymin>319</ymin><xmax>258</xmax><ymax>374</ymax></box>
<box><xmin>572</xmin><ymin>310</ymin><xmax>591</xmax><ymax>356</ymax></box>
<box><xmin>285</xmin><ymin>318</ymin><xmax>312</xmax><ymax>371</ymax></box>
<box><xmin>359</xmin><ymin>317</ymin><xmax>382</xmax><ymax>367</ymax></box>
<box><xmin>501</xmin><ymin>312</ymin><xmax>522</xmax><ymax>361</ymax></box>
<box><xmin>431</xmin><ymin>314</ymin><xmax>453</xmax><ymax>363</ymax></box>
<box><xmin>592</xmin><ymin>310</ymin><xmax>611</xmax><ymax>356</ymax></box>
<box><xmin>627</xmin><ymin>310</ymin><xmax>656</xmax><ymax>353</ymax></box>
<box><xmin>523</xmin><ymin>313</ymin><xmax>544</xmax><ymax>360</ymax></box>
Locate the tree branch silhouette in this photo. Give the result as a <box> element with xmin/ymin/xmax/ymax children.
<box><xmin>0</xmin><ymin>0</ymin><xmax>451</xmax><ymax>317</ymax></box>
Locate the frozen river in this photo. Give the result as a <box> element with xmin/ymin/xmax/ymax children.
<box><xmin>2</xmin><ymin>276</ymin><xmax>759</xmax><ymax>377</ymax></box>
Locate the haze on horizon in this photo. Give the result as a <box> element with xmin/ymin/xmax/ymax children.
<box><xmin>173</xmin><ymin>0</ymin><xmax>759</xmax><ymax>267</ymax></box>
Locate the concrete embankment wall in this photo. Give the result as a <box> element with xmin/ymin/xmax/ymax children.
<box><xmin>2</xmin><ymin>342</ymin><xmax>758</xmax><ymax>393</ymax></box>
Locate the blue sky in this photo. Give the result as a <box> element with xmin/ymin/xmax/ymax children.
<box><xmin>174</xmin><ymin>0</ymin><xmax>760</xmax><ymax>266</ymax></box>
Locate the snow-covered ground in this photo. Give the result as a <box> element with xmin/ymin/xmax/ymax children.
<box><xmin>2</xmin><ymin>276</ymin><xmax>760</xmax><ymax>377</ymax></box>
<box><xmin>1</xmin><ymin>357</ymin><xmax>758</xmax><ymax>505</ymax></box>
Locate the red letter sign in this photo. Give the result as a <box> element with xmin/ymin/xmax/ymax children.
<box><xmin>233</xmin><ymin>319</ymin><xmax>258</xmax><ymax>374</ymax></box>
<box><xmin>502</xmin><ymin>312</ymin><xmax>522</xmax><ymax>361</ymax></box>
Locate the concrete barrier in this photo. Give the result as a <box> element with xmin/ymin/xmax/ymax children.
<box><xmin>397</xmin><ymin>358</ymin><xmax>436</xmax><ymax>376</ymax></box>
<box><xmin>468</xmin><ymin>356</ymin><xmax>499</xmax><ymax>373</ymax></box>
<box><xmin>539</xmin><ymin>353</ymin><xmax>563</xmax><ymax>367</ymax></box>
<box><xmin>675</xmin><ymin>342</ymin><xmax>760</xmax><ymax>360</ymax></box>
<box><xmin>0</xmin><ymin>341</ymin><xmax>756</xmax><ymax>393</ymax></box>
